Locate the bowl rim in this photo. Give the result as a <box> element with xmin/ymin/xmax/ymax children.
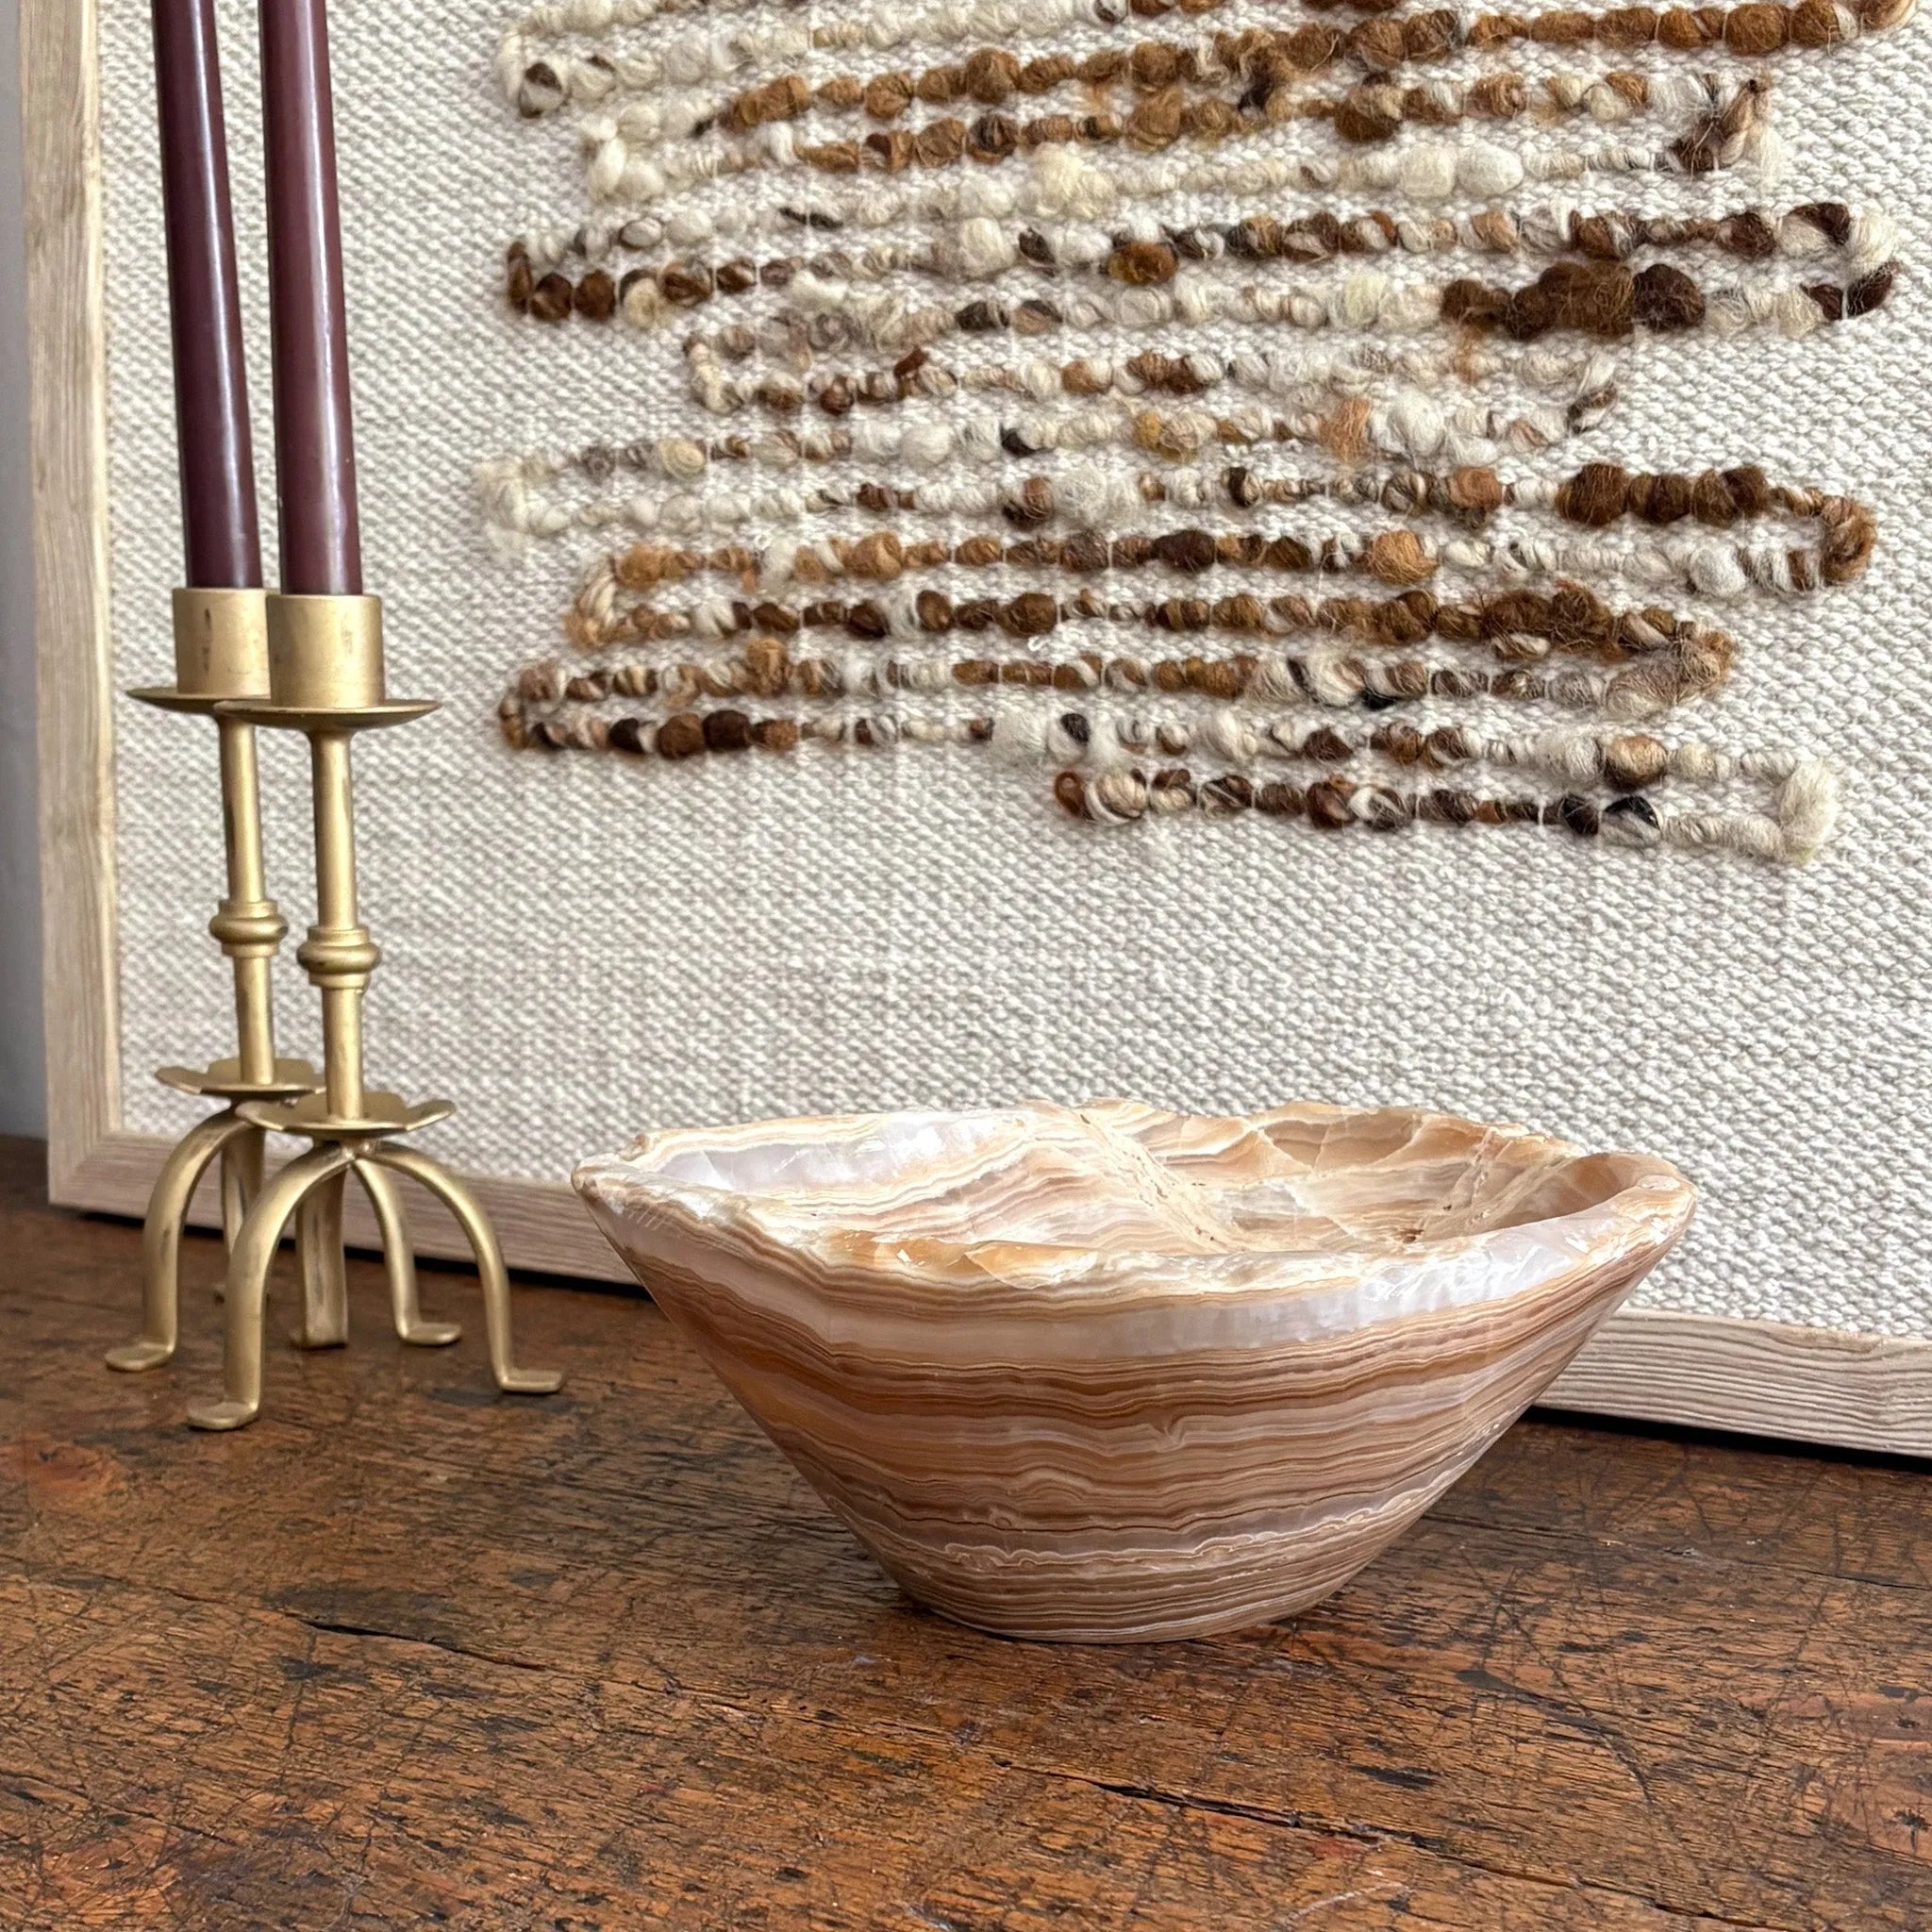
<box><xmin>574</xmin><ymin>1099</ymin><xmax>1698</xmax><ymax>1296</ymax></box>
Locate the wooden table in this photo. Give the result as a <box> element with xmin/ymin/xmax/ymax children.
<box><xmin>2</xmin><ymin>1135</ymin><xmax>1927</xmax><ymax>1929</ymax></box>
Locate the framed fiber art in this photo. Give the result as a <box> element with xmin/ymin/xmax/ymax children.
<box><xmin>28</xmin><ymin>0</ymin><xmax>1932</xmax><ymax>1452</ymax></box>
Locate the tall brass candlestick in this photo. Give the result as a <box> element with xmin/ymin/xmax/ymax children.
<box><xmin>183</xmin><ymin>0</ymin><xmax>560</xmax><ymax>1430</ymax></box>
<box><xmin>194</xmin><ymin>605</ymin><xmax>562</xmax><ymax>1429</ymax></box>
<box><xmin>110</xmin><ymin>600</ymin><xmax>322</xmax><ymax>1378</ymax></box>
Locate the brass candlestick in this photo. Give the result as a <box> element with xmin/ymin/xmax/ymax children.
<box><xmin>111</xmin><ymin>591</ymin><xmax>461</xmax><ymax>1379</ymax></box>
<box><xmin>187</xmin><ymin>591</ymin><xmax>562</xmax><ymax>1431</ymax></box>
<box><xmin>109</xmin><ymin>588</ymin><xmax>323</xmax><ymax>1374</ymax></box>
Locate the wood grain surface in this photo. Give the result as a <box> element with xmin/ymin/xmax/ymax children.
<box><xmin>3</xmin><ymin>1136</ymin><xmax>1929</xmax><ymax>1929</ymax></box>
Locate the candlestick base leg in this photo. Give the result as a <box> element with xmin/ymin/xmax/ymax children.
<box><xmin>292</xmin><ymin>1172</ymin><xmax>352</xmax><ymax>1349</ymax></box>
<box><xmin>190</xmin><ymin>1144</ymin><xmax>355</xmax><ymax>1432</ymax></box>
<box><xmin>106</xmin><ymin>1341</ymin><xmax>181</xmax><ymax>1376</ymax></box>
<box><xmin>220</xmin><ymin>1130</ymin><xmax>265</xmax><ymax>1253</ymax></box>
<box><xmin>134</xmin><ymin>1058</ymin><xmax>324</xmax><ymax>1310</ymax></box>
<box><xmin>357</xmin><ymin>1161</ymin><xmax>461</xmax><ymax>1348</ymax></box>
<box><xmin>110</xmin><ymin>1108</ymin><xmax>263</xmax><ymax>1374</ymax></box>
<box><xmin>186</xmin><ymin>1127</ymin><xmax>556</xmax><ymax>1430</ymax></box>
<box><xmin>365</xmin><ymin>1145</ymin><xmax>562</xmax><ymax>1397</ymax></box>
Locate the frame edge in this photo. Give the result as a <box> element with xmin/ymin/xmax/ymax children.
<box><xmin>25</xmin><ymin>0</ymin><xmax>121</xmax><ymax>1208</ymax></box>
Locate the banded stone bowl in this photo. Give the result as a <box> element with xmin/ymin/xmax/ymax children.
<box><xmin>575</xmin><ymin>1103</ymin><xmax>1695</xmax><ymax>1644</ymax></box>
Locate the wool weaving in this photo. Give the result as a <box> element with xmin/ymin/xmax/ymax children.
<box><xmin>487</xmin><ymin>0</ymin><xmax>1903</xmax><ymax>860</ymax></box>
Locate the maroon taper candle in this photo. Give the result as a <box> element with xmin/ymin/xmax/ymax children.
<box><xmin>153</xmin><ymin>0</ymin><xmax>262</xmax><ymax>591</ymax></box>
<box><xmin>258</xmin><ymin>0</ymin><xmax>362</xmax><ymax>596</ymax></box>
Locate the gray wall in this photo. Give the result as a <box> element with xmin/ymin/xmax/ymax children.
<box><xmin>1</xmin><ymin>0</ymin><xmax>47</xmax><ymax>1139</ymax></box>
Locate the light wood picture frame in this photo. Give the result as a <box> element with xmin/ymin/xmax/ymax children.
<box><xmin>25</xmin><ymin>0</ymin><xmax>1932</xmax><ymax>1459</ymax></box>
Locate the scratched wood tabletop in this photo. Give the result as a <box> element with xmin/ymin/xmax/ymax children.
<box><xmin>1</xmin><ymin>1136</ymin><xmax>1927</xmax><ymax>1931</ymax></box>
